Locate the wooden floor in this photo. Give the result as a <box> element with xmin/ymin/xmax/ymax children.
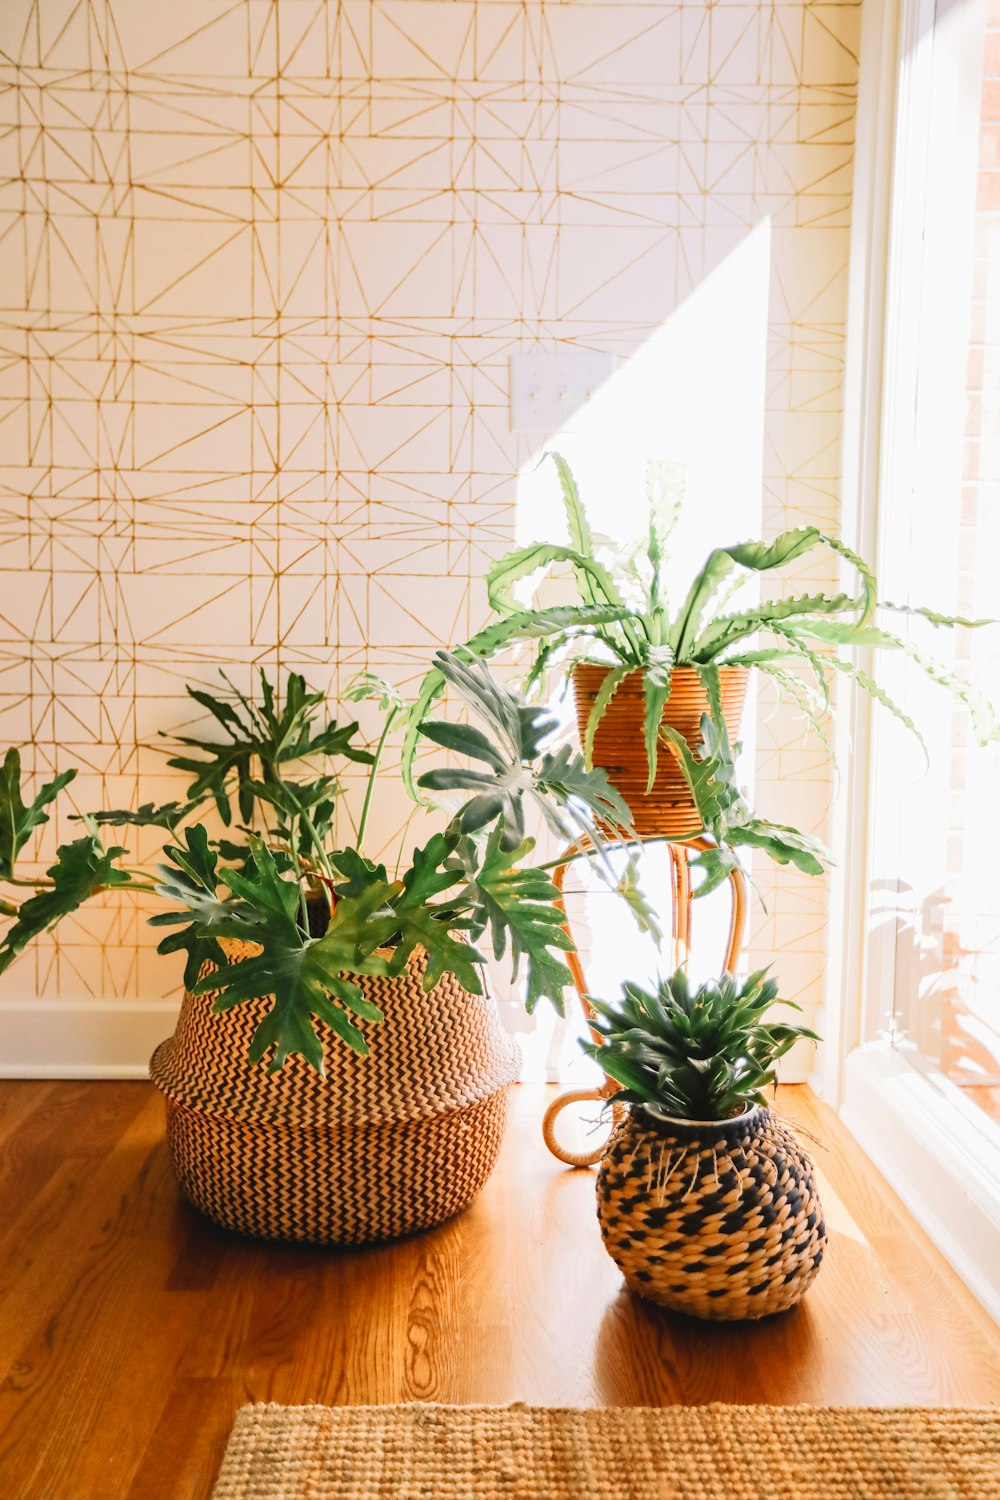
<box><xmin>0</xmin><ymin>1082</ymin><xmax>997</xmax><ymax>1500</ymax></box>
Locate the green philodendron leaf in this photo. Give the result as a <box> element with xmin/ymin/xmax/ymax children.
<box><xmin>533</xmin><ymin>743</ymin><xmax>633</xmax><ymax>843</ymax></box>
<box><xmin>400</xmin><ymin>606</ymin><xmax>639</xmax><ymax>800</ymax></box>
<box><xmin>329</xmin><ymin>847</ymin><xmax>389</xmax><ymax>899</ymax></box>
<box><xmin>419</xmin><ymin>718</ymin><xmax>508</xmax><ymax>771</ymax></box>
<box><xmin>85</xmin><ymin>800</ymin><xmax>194</xmax><ymax>832</ymax></box>
<box><xmin>342</xmin><ymin>671</ymin><xmax>408</xmax><ymax>713</ymax></box>
<box><xmin>726</xmin><ymin>818</ymin><xmax>829</xmax><ymax>877</ymax></box>
<box><xmin>469</xmin><ymin>823</ymin><xmax>573</xmax><ymax>1014</ymax></box>
<box><xmin>165</xmin><ymin>668</ymin><xmax>371</xmax><ymax>828</ymax></box>
<box><xmin>242</xmin><ymin>773</ymin><xmax>340</xmax><ymax>857</ymax></box>
<box><xmin>384</xmin><ymin>832</ymin><xmax>483</xmax><ymax>991</ymax></box>
<box><xmin>0</xmin><ymin>831</ymin><xmax>132</xmax><ymax>975</ymax></box>
<box><xmin>615</xmin><ymin>855</ymin><xmax>664</xmax><ymax>945</ymax></box>
<box><xmin>0</xmin><ymin>750</ymin><xmax>76</xmax><ymax>879</ymax></box>
<box><xmin>188</xmin><ymin>841</ymin><xmax>397</xmax><ymax>1072</ymax></box>
<box><xmin>149</xmin><ymin>824</ymin><xmax>228</xmax><ymax>990</ymax></box>
<box><xmin>417</xmin><ymin>652</ymin><xmax>631</xmax><ymax>852</ymax></box>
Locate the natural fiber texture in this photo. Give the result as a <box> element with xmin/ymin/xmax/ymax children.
<box><xmin>210</xmin><ymin>1402</ymin><xmax>1000</xmax><ymax>1499</ymax></box>
<box><xmin>150</xmin><ymin>944</ymin><xmax>519</xmax><ymax>1244</ymax></box>
<box><xmin>596</xmin><ymin>1105</ymin><xmax>826</xmax><ymax>1320</ymax></box>
<box><xmin>573</xmin><ymin>664</ymin><xmax>748</xmax><ymax>837</ymax></box>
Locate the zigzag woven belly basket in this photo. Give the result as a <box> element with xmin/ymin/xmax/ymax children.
<box><xmin>150</xmin><ymin>941</ymin><xmax>520</xmax><ymax>1245</ymax></box>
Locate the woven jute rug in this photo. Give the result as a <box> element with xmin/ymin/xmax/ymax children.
<box><xmin>210</xmin><ymin>1402</ymin><xmax>1000</xmax><ymax>1499</ymax></box>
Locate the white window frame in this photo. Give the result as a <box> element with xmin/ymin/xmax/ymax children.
<box><xmin>829</xmin><ymin>0</ymin><xmax>1000</xmax><ymax>1324</ymax></box>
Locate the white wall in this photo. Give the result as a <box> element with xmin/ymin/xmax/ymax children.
<box><xmin>0</xmin><ymin>0</ymin><xmax>862</xmax><ymax>1075</ymax></box>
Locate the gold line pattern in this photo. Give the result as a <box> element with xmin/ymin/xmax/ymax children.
<box><xmin>0</xmin><ymin>1</ymin><xmax>860</xmax><ymax>1035</ymax></box>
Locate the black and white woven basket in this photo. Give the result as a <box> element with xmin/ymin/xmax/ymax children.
<box><xmin>596</xmin><ymin>1103</ymin><xmax>826</xmax><ymax>1320</ymax></box>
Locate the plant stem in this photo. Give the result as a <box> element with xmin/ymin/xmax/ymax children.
<box><xmin>357</xmin><ymin>706</ymin><xmax>400</xmax><ymax>855</ymax></box>
<box><xmin>535</xmin><ymin>834</ymin><xmax>689</xmax><ymax>875</ymax></box>
<box><xmin>280</xmin><ymin>787</ymin><xmax>337</xmax><ymax>883</ymax></box>
<box><xmin>286</xmin><ymin>822</ymin><xmax>312</xmax><ymax>935</ymax></box>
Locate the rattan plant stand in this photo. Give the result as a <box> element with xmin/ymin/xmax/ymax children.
<box><xmin>542</xmin><ymin>834</ymin><xmax>747</xmax><ymax>1168</ymax></box>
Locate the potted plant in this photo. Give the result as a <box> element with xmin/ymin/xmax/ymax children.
<box><xmin>405</xmin><ymin>454</ymin><xmax>995</xmax><ymax>882</ymax></box>
<box><xmin>0</xmin><ymin>652</ymin><xmax>631</xmax><ymax>1244</ymax></box>
<box><xmin>585</xmin><ymin>967</ymin><xmax>826</xmax><ymax>1321</ymax></box>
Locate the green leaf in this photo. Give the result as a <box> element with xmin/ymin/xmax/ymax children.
<box><xmin>419</xmin><ymin>718</ymin><xmax>508</xmax><ymax>772</ymax></box>
<box><xmin>342</xmin><ymin>671</ymin><xmax>407</xmax><ymax>713</ymax></box>
<box><xmin>686</xmin><ymin>843</ymin><xmax>739</xmax><ymax>898</ymax></box>
<box><xmin>422</xmin><ymin>652</ymin><xmax>632</xmax><ymax>850</ymax></box>
<box><xmin>672</xmin><ymin>527</ymin><xmax>824</xmax><ymax>660</ymax></box>
<box><xmin>84</xmin><ymin>800</ymin><xmax>193</xmax><ymax>832</ymax></box>
<box><xmin>190</xmin><ymin>839</ymin><xmax>394</xmax><ymax>1072</ymax></box>
<box><xmin>642</xmin><ymin>651</ymin><xmax>674</xmax><ymax>793</ymax></box>
<box><xmin>726</xmin><ymin>819</ymin><xmax>829</xmax><ymax>877</ymax></box>
<box><xmin>165</xmin><ymin>668</ymin><xmax>371</xmax><ymax>827</ymax></box>
<box><xmin>584</xmin><ymin>966</ymin><xmax>817</xmax><ymax>1119</ymax></box>
<box><xmin>827</xmin><ymin>656</ymin><xmax>928</xmax><ymax>760</ymax></box>
<box><xmin>658</xmin><ymin>720</ymin><xmax>740</xmax><ymax>836</ymax></box>
<box><xmin>387</xmin><ymin>832</ymin><xmax>483</xmax><ymax>992</ymax></box>
<box><xmin>149</xmin><ymin>825</ymin><xmax>227</xmax><ymax>990</ymax></box>
<box><xmin>746</xmin><ymin>658</ymin><xmax>834</xmax><ymax>761</ymax></box>
<box><xmin>826</xmin><ymin>536</ymin><xmax>877</xmax><ymax>626</ymax></box>
<box><xmin>329</xmin><ymin>847</ymin><xmax>389</xmax><ymax>900</ymax></box>
<box><xmin>882</xmin><ymin>601</ymin><xmax>996</xmax><ymax>630</ymax></box>
<box><xmin>0</xmin><ymin>750</ymin><xmax>76</xmax><ymax>879</ymax></box>
<box><xmin>486</xmin><ymin>542</ymin><xmax>625</xmax><ymax>620</ymax></box>
<box><xmin>616</xmin><ymin>854</ymin><xmax>664</xmax><ymax>944</ymax></box>
<box><xmin>0</xmin><ymin>831</ymin><xmax>132</xmax><ymax>974</ymax></box>
<box><xmin>645</xmin><ymin>459</ymin><xmax>684</xmax><ymax>611</ymax></box>
<box><xmin>692</xmin><ymin>591</ymin><xmax>858</xmax><ymax>661</ymax></box>
<box><xmin>548</xmin><ymin>450</ymin><xmax>593</xmax><ymax>567</ymax></box>
<box><xmin>583</xmin><ymin>664</ymin><xmax>631</xmax><ymax>770</ymax></box>
<box><xmin>471</xmin><ymin>824</ymin><xmax>573</xmax><ymax>1013</ymax></box>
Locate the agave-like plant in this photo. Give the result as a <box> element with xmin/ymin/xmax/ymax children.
<box><xmin>583</xmin><ymin>968</ymin><xmax>819</xmax><ymax>1122</ymax></box>
<box><xmin>403</xmin><ymin>452</ymin><xmax>996</xmax><ymax>819</ymax></box>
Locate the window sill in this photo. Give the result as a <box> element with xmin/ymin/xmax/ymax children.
<box><xmin>842</xmin><ymin>1042</ymin><xmax>1000</xmax><ymax>1326</ymax></box>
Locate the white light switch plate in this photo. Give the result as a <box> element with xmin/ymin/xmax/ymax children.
<box><xmin>509</xmin><ymin>349</ymin><xmax>616</xmax><ymax>433</ymax></box>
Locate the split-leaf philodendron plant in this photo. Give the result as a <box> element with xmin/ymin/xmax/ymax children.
<box><xmin>405</xmin><ymin>453</ymin><xmax>997</xmax><ymax>893</ymax></box>
<box><xmin>0</xmin><ymin>653</ymin><xmax>633</xmax><ymax>1073</ymax></box>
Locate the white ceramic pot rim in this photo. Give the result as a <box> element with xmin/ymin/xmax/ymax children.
<box><xmin>639</xmin><ymin>1102</ymin><xmax>763</xmax><ymax>1130</ymax></box>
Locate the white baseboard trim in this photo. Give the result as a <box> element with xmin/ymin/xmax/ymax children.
<box><xmin>0</xmin><ymin>995</ymin><xmax>815</xmax><ymax>1086</ymax></box>
<box><xmin>0</xmin><ymin>998</ymin><xmax>181</xmax><ymax>1080</ymax></box>
<box><xmin>842</xmin><ymin>1043</ymin><xmax>1000</xmax><ymax>1326</ymax></box>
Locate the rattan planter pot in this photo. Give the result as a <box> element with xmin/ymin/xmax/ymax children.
<box><xmin>572</xmin><ymin>664</ymin><xmax>749</xmax><ymax>837</ymax></box>
<box><xmin>150</xmin><ymin>942</ymin><xmax>520</xmax><ymax>1246</ymax></box>
<box><xmin>596</xmin><ymin>1103</ymin><xmax>826</xmax><ymax>1320</ymax></box>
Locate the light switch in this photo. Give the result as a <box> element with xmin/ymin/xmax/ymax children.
<box><xmin>509</xmin><ymin>349</ymin><xmax>616</xmax><ymax>433</ymax></box>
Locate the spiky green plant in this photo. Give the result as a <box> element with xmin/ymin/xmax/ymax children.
<box><xmin>583</xmin><ymin>968</ymin><xmax>819</xmax><ymax>1122</ymax></box>
<box><xmin>402</xmin><ymin>453</ymin><xmax>996</xmax><ymax>887</ymax></box>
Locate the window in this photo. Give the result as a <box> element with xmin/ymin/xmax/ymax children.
<box><xmin>842</xmin><ymin>0</ymin><xmax>1000</xmax><ymax>1322</ymax></box>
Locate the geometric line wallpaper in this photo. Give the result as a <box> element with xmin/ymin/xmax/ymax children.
<box><xmin>0</xmin><ymin>1</ymin><xmax>860</xmax><ymax>1049</ymax></box>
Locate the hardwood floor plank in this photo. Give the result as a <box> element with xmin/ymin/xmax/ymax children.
<box><xmin>0</xmin><ymin>1081</ymin><xmax>996</xmax><ymax>1500</ymax></box>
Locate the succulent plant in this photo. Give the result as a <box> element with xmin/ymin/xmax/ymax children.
<box><xmin>583</xmin><ymin>967</ymin><xmax>819</xmax><ymax>1122</ymax></box>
